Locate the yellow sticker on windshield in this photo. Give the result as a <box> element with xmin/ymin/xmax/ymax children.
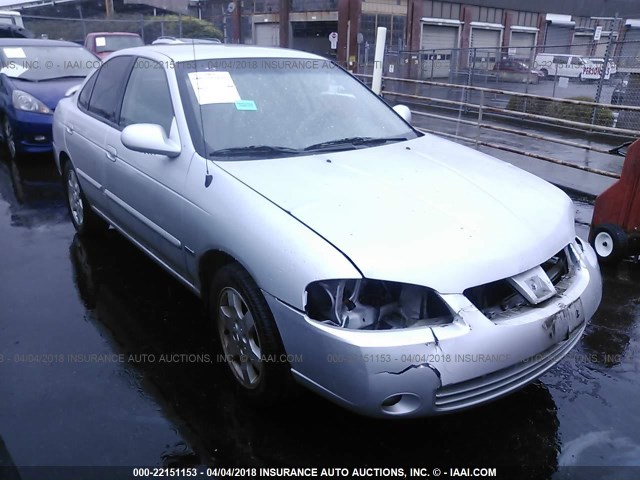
<box><xmin>3</xmin><ymin>48</ymin><xmax>26</xmax><ymax>59</ymax></box>
<box><xmin>188</xmin><ymin>71</ymin><xmax>241</xmax><ymax>105</ymax></box>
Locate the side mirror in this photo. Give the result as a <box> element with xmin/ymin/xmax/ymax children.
<box><xmin>393</xmin><ymin>104</ymin><xmax>412</xmax><ymax>124</ymax></box>
<box><xmin>121</xmin><ymin>123</ymin><xmax>181</xmax><ymax>157</ymax></box>
<box><xmin>65</xmin><ymin>85</ymin><xmax>81</xmax><ymax>97</ymax></box>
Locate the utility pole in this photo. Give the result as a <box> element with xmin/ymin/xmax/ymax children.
<box><xmin>105</xmin><ymin>0</ymin><xmax>115</xmax><ymax>17</ymax></box>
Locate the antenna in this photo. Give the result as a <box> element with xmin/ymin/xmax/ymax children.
<box><xmin>191</xmin><ymin>40</ymin><xmax>213</xmax><ymax>188</ymax></box>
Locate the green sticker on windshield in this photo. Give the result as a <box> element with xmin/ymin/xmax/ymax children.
<box><xmin>235</xmin><ymin>100</ymin><xmax>257</xmax><ymax>111</ymax></box>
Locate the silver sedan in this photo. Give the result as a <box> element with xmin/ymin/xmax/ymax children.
<box><xmin>52</xmin><ymin>45</ymin><xmax>602</xmax><ymax>417</ymax></box>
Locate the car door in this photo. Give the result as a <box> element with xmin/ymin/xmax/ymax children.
<box><xmin>64</xmin><ymin>56</ymin><xmax>134</xmax><ymax>211</ymax></box>
<box><xmin>103</xmin><ymin>57</ymin><xmax>189</xmax><ymax>276</ymax></box>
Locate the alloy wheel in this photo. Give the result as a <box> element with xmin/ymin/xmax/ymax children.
<box><xmin>67</xmin><ymin>169</ymin><xmax>84</xmax><ymax>227</ymax></box>
<box><xmin>4</xmin><ymin>117</ymin><xmax>16</xmax><ymax>159</ymax></box>
<box><xmin>217</xmin><ymin>287</ymin><xmax>263</xmax><ymax>389</ymax></box>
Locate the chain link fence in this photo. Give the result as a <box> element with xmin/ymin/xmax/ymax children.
<box><xmin>361</xmin><ymin>41</ymin><xmax>640</xmax><ymax>131</ymax></box>
<box><xmin>21</xmin><ymin>13</ymin><xmax>224</xmax><ymax>45</ymax></box>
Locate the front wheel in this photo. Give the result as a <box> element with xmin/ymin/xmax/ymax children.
<box><xmin>3</xmin><ymin>116</ymin><xmax>18</xmax><ymax>161</ymax></box>
<box><xmin>63</xmin><ymin>161</ymin><xmax>108</xmax><ymax>236</ymax></box>
<box><xmin>209</xmin><ymin>263</ymin><xmax>290</xmax><ymax>405</ymax></box>
<box><xmin>590</xmin><ymin>224</ymin><xmax>628</xmax><ymax>264</ymax></box>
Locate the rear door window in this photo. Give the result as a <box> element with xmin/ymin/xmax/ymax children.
<box><xmin>86</xmin><ymin>55</ymin><xmax>135</xmax><ymax>125</ymax></box>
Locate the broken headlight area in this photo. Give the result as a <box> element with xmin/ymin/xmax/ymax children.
<box><xmin>464</xmin><ymin>246</ymin><xmax>574</xmax><ymax>320</ymax></box>
<box><xmin>304</xmin><ymin>279</ymin><xmax>454</xmax><ymax>330</ymax></box>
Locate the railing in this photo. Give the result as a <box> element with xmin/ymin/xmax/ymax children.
<box><xmin>356</xmin><ymin>74</ymin><xmax>640</xmax><ymax>179</ymax></box>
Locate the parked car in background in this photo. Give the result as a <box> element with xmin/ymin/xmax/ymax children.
<box><xmin>534</xmin><ymin>53</ymin><xmax>589</xmax><ymax>80</ymax></box>
<box><xmin>151</xmin><ymin>36</ymin><xmax>221</xmax><ymax>45</ymax></box>
<box><xmin>0</xmin><ymin>10</ymin><xmax>24</xmax><ymax>28</ymax></box>
<box><xmin>84</xmin><ymin>32</ymin><xmax>143</xmax><ymax>59</ymax></box>
<box><xmin>582</xmin><ymin>57</ymin><xmax>617</xmax><ymax>81</ymax></box>
<box><xmin>493</xmin><ymin>58</ymin><xmax>543</xmax><ymax>84</ymax></box>
<box><xmin>611</xmin><ymin>74</ymin><xmax>629</xmax><ymax>105</ymax></box>
<box><xmin>0</xmin><ymin>39</ymin><xmax>99</xmax><ymax>160</ymax></box>
<box><xmin>0</xmin><ymin>24</ymin><xmax>33</xmax><ymax>39</ymax></box>
<box><xmin>53</xmin><ymin>44</ymin><xmax>602</xmax><ymax>418</ymax></box>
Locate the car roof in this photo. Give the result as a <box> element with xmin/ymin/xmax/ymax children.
<box><xmin>111</xmin><ymin>44</ymin><xmax>323</xmax><ymax>62</ymax></box>
<box><xmin>0</xmin><ymin>38</ymin><xmax>81</xmax><ymax>47</ymax></box>
<box><xmin>87</xmin><ymin>32</ymin><xmax>141</xmax><ymax>36</ymax></box>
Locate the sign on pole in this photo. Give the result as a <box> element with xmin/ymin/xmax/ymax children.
<box><xmin>594</xmin><ymin>26</ymin><xmax>603</xmax><ymax>41</ymax></box>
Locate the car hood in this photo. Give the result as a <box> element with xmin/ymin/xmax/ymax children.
<box><xmin>10</xmin><ymin>77</ymin><xmax>85</xmax><ymax>110</ymax></box>
<box><xmin>215</xmin><ymin>135</ymin><xmax>575</xmax><ymax>293</ymax></box>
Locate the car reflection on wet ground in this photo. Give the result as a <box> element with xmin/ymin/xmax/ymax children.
<box><xmin>0</xmin><ymin>154</ymin><xmax>639</xmax><ymax>479</ymax></box>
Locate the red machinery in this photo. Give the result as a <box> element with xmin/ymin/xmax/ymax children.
<box><xmin>590</xmin><ymin>139</ymin><xmax>639</xmax><ymax>263</ymax></box>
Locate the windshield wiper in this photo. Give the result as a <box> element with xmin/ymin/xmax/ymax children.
<box><xmin>40</xmin><ymin>75</ymin><xmax>88</xmax><ymax>81</ymax></box>
<box><xmin>303</xmin><ymin>136</ymin><xmax>408</xmax><ymax>152</ymax></box>
<box><xmin>209</xmin><ymin>145</ymin><xmax>302</xmax><ymax>158</ymax></box>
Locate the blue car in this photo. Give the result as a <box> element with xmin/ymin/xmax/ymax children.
<box><xmin>0</xmin><ymin>39</ymin><xmax>99</xmax><ymax>160</ymax></box>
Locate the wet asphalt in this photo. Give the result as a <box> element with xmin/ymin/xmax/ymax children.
<box><xmin>0</xmin><ymin>152</ymin><xmax>639</xmax><ymax>479</ymax></box>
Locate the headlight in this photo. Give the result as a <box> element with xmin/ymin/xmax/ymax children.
<box><xmin>12</xmin><ymin>90</ymin><xmax>52</xmax><ymax>114</ymax></box>
<box><xmin>573</xmin><ymin>236</ymin><xmax>598</xmax><ymax>268</ymax></box>
<box><xmin>304</xmin><ymin>279</ymin><xmax>454</xmax><ymax>330</ymax></box>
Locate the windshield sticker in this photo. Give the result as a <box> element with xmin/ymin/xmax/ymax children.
<box><xmin>95</xmin><ymin>37</ymin><xmax>107</xmax><ymax>47</ymax></box>
<box><xmin>188</xmin><ymin>71</ymin><xmax>241</xmax><ymax>105</ymax></box>
<box><xmin>3</xmin><ymin>47</ymin><xmax>26</xmax><ymax>59</ymax></box>
<box><xmin>0</xmin><ymin>63</ymin><xmax>27</xmax><ymax>77</ymax></box>
<box><xmin>235</xmin><ymin>100</ymin><xmax>257</xmax><ymax>111</ymax></box>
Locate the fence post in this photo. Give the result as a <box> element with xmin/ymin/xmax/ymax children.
<box><xmin>371</xmin><ymin>27</ymin><xmax>387</xmax><ymax>95</ymax></box>
<box><xmin>592</xmin><ymin>15</ymin><xmax>619</xmax><ymax>125</ymax></box>
<box><xmin>179</xmin><ymin>14</ymin><xmax>183</xmax><ymax>37</ymax></box>
<box><xmin>430</xmin><ymin>49</ymin><xmax>435</xmax><ymax>80</ymax></box>
<box><xmin>476</xmin><ymin>90</ymin><xmax>484</xmax><ymax>149</ymax></box>
<box><xmin>139</xmin><ymin>14</ymin><xmax>145</xmax><ymax>42</ymax></box>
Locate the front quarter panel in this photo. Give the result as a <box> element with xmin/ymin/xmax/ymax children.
<box><xmin>52</xmin><ymin>96</ymin><xmax>72</xmax><ymax>173</ymax></box>
<box><xmin>181</xmin><ymin>156</ymin><xmax>361</xmax><ymax>309</ymax></box>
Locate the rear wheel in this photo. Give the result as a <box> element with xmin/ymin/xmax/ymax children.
<box><xmin>590</xmin><ymin>224</ymin><xmax>628</xmax><ymax>264</ymax></box>
<box><xmin>63</xmin><ymin>161</ymin><xmax>108</xmax><ymax>236</ymax></box>
<box><xmin>209</xmin><ymin>263</ymin><xmax>290</xmax><ymax>405</ymax></box>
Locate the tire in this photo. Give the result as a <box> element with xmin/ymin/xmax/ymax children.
<box><xmin>209</xmin><ymin>263</ymin><xmax>290</xmax><ymax>405</ymax></box>
<box><xmin>3</xmin><ymin>116</ymin><xmax>19</xmax><ymax>161</ymax></box>
<box><xmin>590</xmin><ymin>224</ymin><xmax>628</xmax><ymax>264</ymax></box>
<box><xmin>540</xmin><ymin>69</ymin><xmax>548</xmax><ymax>79</ymax></box>
<box><xmin>63</xmin><ymin>161</ymin><xmax>108</xmax><ymax>236</ymax></box>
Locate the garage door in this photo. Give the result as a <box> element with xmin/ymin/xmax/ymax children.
<box><xmin>420</xmin><ymin>24</ymin><xmax>458</xmax><ymax>51</ymax></box>
<box><xmin>620</xmin><ymin>28</ymin><xmax>640</xmax><ymax>69</ymax></box>
<box><xmin>470</xmin><ymin>28</ymin><xmax>500</xmax><ymax>67</ymax></box>
<box><xmin>255</xmin><ymin>23</ymin><xmax>279</xmax><ymax>47</ymax></box>
<box><xmin>594</xmin><ymin>36</ymin><xmax>611</xmax><ymax>57</ymax></box>
<box><xmin>545</xmin><ymin>25</ymin><xmax>573</xmax><ymax>53</ymax></box>
<box><xmin>571</xmin><ymin>35</ymin><xmax>591</xmax><ymax>56</ymax></box>
<box><xmin>420</xmin><ymin>24</ymin><xmax>459</xmax><ymax>78</ymax></box>
<box><xmin>470</xmin><ymin>28</ymin><xmax>500</xmax><ymax>49</ymax></box>
<box><xmin>510</xmin><ymin>31</ymin><xmax>535</xmax><ymax>58</ymax></box>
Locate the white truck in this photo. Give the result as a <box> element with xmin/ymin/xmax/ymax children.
<box><xmin>0</xmin><ymin>10</ymin><xmax>24</xmax><ymax>28</ymax></box>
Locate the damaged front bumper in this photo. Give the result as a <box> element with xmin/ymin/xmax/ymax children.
<box><xmin>264</xmin><ymin>240</ymin><xmax>602</xmax><ymax>418</ymax></box>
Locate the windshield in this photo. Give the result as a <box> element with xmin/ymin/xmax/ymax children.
<box><xmin>94</xmin><ymin>35</ymin><xmax>143</xmax><ymax>53</ymax></box>
<box><xmin>175</xmin><ymin>57</ymin><xmax>417</xmax><ymax>159</ymax></box>
<box><xmin>0</xmin><ymin>45</ymin><xmax>99</xmax><ymax>81</ymax></box>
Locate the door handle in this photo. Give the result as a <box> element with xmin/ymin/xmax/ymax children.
<box><xmin>106</xmin><ymin>145</ymin><xmax>117</xmax><ymax>162</ymax></box>
<box><xmin>65</xmin><ymin>125</ymin><xmax>74</xmax><ymax>135</ymax></box>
